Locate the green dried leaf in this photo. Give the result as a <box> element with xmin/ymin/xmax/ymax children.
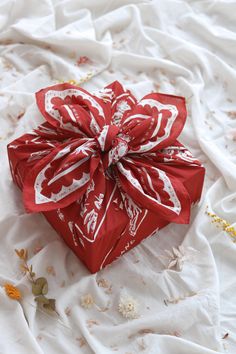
<box><xmin>32</xmin><ymin>277</ymin><xmax>48</xmax><ymax>296</ymax></box>
<box><xmin>42</xmin><ymin>283</ymin><xmax>48</xmax><ymax>295</ymax></box>
<box><xmin>43</xmin><ymin>299</ymin><xmax>56</xmax><ymax>313</ymax></box>
<box><xmin>32</xmin><ymin>284</ymin><xmax>41</xmax><ymax>296</ymax></box>
<box><xmin>35</xmin><ymin>295</ymin><xmax>50</xmax><ymax>305</ymax></box>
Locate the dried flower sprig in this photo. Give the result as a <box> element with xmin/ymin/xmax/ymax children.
<box><xmin>206</xmin><ymin>208</ymin><xmax>236</xmax><ymax>242</ymax></box>
<box><xmin>15</xmin><ymin>249</ymin><xmax>58</xmax><ymax>315</ymax></box>
<box><xmin>58</xmin><ymin>71</ymin><xmax>94</xmax><ymax>87</ymax></box>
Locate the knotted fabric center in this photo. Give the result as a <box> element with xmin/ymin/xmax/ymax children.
<box><xmin>96</xmin><ymin>125</ymin><xmax>120</xmax><ymax>152</ymax></box>
<box><xmin>95</xmin><ymin>125</ymin><xmax>129</xmax><ymax>168</ymax></box>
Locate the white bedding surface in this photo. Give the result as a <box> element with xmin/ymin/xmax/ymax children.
<box><xmin>0</xmin><ymin>1</ymin><xmax>236</xmax><ymax>353</ymax></box>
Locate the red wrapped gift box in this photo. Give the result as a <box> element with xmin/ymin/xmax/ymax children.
<box><xmin>8</xmin><ymin>81</ymin><xmax>205</xmax><ymax>273</ymax></box>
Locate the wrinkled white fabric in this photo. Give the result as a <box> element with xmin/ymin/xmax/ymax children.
<box><xmin>0</xmin><ymin>0</ymin><xmax>236</xmax><ymax>353</ymax></box>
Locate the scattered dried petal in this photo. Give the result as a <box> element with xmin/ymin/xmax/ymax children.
<box><xmin>137</xmin><ymin>338</ymin><xmax>146</xmax><ymax>350</ymax></box>
<box><xmin>86</xmin><ymin>319</ymin><xmax>99</xmax><ymax>328</ymax></box>
<box><xmin>105</xmin><ymin>285</ymin><xmax>113</xmax><ymax>295</ymax></box>
<box><xmin>33</xmin><ymin>245</ymin><xmax>43</xmax><ymax>254</ymax></box>
<box><xmin>228</xmin><ymin>111</ymin><xmax>236</xmax><ymax>119</ymax></box>
<box><xmin>76</xmin><ymin>336</ymin><xmax>87</xmax><ymax>347</ymax></box>
<box><xmin>139</xmin><ymin>329</ymin><xmax>154</xmax><ymax>335</ymax></box>
<box><xmin>65</xmin><ymin>307</ymin><xmax>71</xmax><ymax>316</ymax></box>
<box><xmin>98</xmin><ymin>300</ymin><xmax>110</xmax><ymax>312</ymax></box>
<box><xmin>164</xmin><ymin>291</ymin><xmax>197</xmax><ymax>305</ymax></box>
<box><xmin>17</xmin><ymin>110</ymin><xmax>25</xmax><ymax>120</ymax></box>
<box><xmin>60</xmin><ymin>280</ymin><xmax>66</xmax><ymax>288</ymax></box>
<box><xmin>172</xmin><ymin>331</ymin><xmax>181</xmax><ymax>337</ymax></box>
<box><xmin>76</xmin><ymin>56</ymin><xmax>92</xmax><ymax>65</ymax></box>
<box><xmin>46</xmin><ymin>266</ymin><xmax>56</xmax><ymax>276</ymax></box>
<box><xmin>97</xmin><ymin>278</ymin><xmax>109</xmax><ymax>288</ymax></box>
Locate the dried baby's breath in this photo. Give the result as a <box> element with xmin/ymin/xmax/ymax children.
<box><xmin>118</xmin><ymin>294</ymin><xmax>139</xmax><ymax>320</ymax></box>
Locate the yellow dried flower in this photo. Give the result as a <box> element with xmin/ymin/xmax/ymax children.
<box><xmin>57</xmin><ymin>72</ymin><xmax>94</xmax><ymax>88</ymax></box>
<box><xmin>68</xmin><ymin>79</ymin><xmax>78</xmax><ymax>85</ymax></box>
<box><xmin>206</xmin><ymin>208</ymin><xmax>236</xmax><ymax>242</ymax></box>
<box><xmin>80</xmin><ymin>294</ymin><xmax>94</xmax><ymax>309</ymax></box>
<box><xmin>4</xmin><ymin>283</ymin><xmax>21</xmax><ymax>300</ymax></box>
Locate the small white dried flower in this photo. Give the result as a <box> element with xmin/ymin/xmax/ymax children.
<box><xmin>118</xmin><ymin>294</ymin><xmax>139</xmax><ymax>319</ymax></box>
<box><xmin>161</xmin><ymin>245</ymin><xmax>197</xmax><ymax>271</ymax></box>
<box><xmin>80</xmin><ymin>294</ymin><xmax>94</xmax><ymax>309</ymax></box>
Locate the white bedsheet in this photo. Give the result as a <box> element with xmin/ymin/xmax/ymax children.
<box><xmin>0</xmin><ymin>0</ymin><xmax>236</xmax><ymax>353</ymax></box>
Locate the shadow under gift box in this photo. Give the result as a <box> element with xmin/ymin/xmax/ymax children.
<box><xmin>8</xmin><ymin>140</ymin><xmax>205</xmax><ymax>273</ymax></box>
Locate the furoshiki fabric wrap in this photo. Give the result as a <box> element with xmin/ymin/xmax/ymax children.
<box><xmin>7</xmin><ymin>80</ymin><xmax>205</xmax><ymax>273</ymax></box>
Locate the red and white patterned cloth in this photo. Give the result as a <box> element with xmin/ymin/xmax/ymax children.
<box><xmin>8</xmin><ymin>81</ymin><xmax>205</xmax><ymax>272</ymax></box>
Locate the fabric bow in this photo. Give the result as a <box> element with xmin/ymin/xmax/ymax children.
<box><xmin>23</xmin><ymin>80</ymin><xmax>200</xmax><ymax>224</ymax></box>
